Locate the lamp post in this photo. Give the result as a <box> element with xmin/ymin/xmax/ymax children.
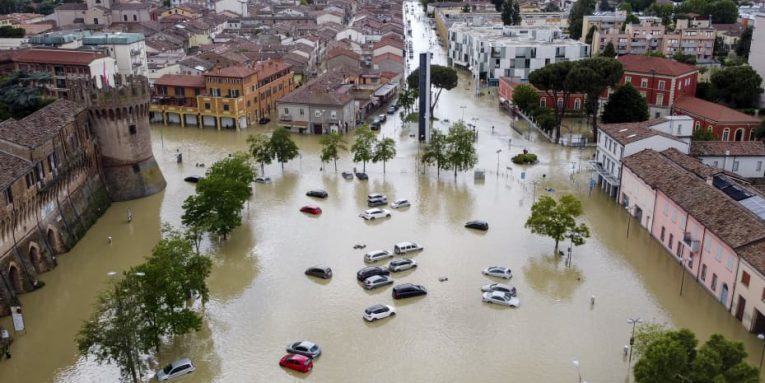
<box><xmin>679</xmin><ymin>256</ymin><xmax>690</xmax><ymax>296</ymax></box>
<box><xmin>757</xmin><ymin>334</ymin><xmax>765</xmax><ymax>373</ymax></box>
<box><xmin>460</xmin><ymin>105</ymin><xmax>466</xmax><ymax>122</ymax></box>
<box><xmin>626</xmin><ymin>317</ymin><xmax>642</xmax><ymax>378</ymax></box>
<box><xmin>572</xmin><ymin>359</ymin><xmax>582</xmax><ymax>383</ymax></box>
<box><xmin>496</xmin><ymin>149</ymin><xmax>502</xmax><ymax>175</ymax></box>
<box><xmin>626</xmin><ymin>205</ymin><xmax>633</xmax><ymax>238</ymax></box>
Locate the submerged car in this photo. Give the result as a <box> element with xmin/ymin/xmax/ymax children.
<box><xmin>393</xmin><ymin>241</ymin><xmax>423</xmax><ymax>254</ymax></box>
<box><xmin>184</xmin><ymin>175</ymin><xmax>203</xmax><ymax>183</ymax></box>
<box><xmin>390</xmin><ymin>199</ymin><xmax>411</xmax><ymax>209</ymax></box>
<box><xmin>300</xmin><ymin>205</ymin><xmax>322</xmax><ymax>215</ymax></box>
<box><xmin>279</xmin><ymin>354</ymin><xmax>313</xmax><ymax>373</ymax></box>
<box><xmin>370</xmin><ymin>120</ymin><xmax>381</xmax><ymax>131</ymax></box>
<box><xmin>359</xmin><ymin>208</ymin><xmax>391</xmax><ymax>220</ymax></box>
<box><xmin>365</xmin><ymin>249</ymin><xmax>394</xmax><ymax>263</ymax></box>
<box><xmin>305</xmin><ymin>265</ymin><xmax>332</xmax><ymax>279</ymax></box>
<box><xmin>388</xmin><ymin>258</ymin><xmax>417</xmax><ymax>272</ymax></box>
<box><xmin>465</xmin><ymin>220</ymin><xmax>489</xmax><ymax>231</ymax></box>
<box><xmin>364</xmin><ymin>274</ymin><xmax>394</xmax><ymax>289</ymax></box>
<box><xmin>357</xmin><ymin>266</ymin><xmax>390</xmax><ymax>281</ymax></box>
<box><xmin>392</xmin><ymin>283</ymin><xmax>427</xmax><ymax>299</ymax></box>
<box><xmin>367</xmin><ymin>194</ymin><xmax>388</xmax><ymax>207</ymax></box>
<box><xmin>254</xmin><ymin>177</ymin><xmax>272</xmax><ymax>184</ymax></box>
<box><xmin>480</xmin><ymin>283</ymin><xmax>517</xmax><ymax>296</ymax></box>
<box><xmin>482</xmin><ymin>266</ymin><xmax>513</xmax><ymax>279</ymax></box>
<box><xmin>286</xmin><ymin>340</ymin><xmax>321</xmax><ymax>358</ymax></box>
<box><xmin>156</xmin><ymin>358</ymin><xmax>195</xmax><ymax>381</ymax></box>
<box><xmin>387</xmin><ymin>106</ymin><xmax>396</xmax><ymax>114</ymax></box>
<box><xmin>342</xmin><ymin>171</ymin><xmax>354</xmax><ymax>180</ymax></box>
<box><xmin>363</xmin><ymin>304</ymin><xmax>396</xmax><ymax>321</ymax></box>
<box><xmin>306</xmin><ymin>189</ymin><xmax>328</xmax><ymax>198</ymax></box>
<box><xmin>258</xmin><ymin>117</ymin><xmax>271</xmax><ymax>125</ymax></box>
<box><xmin>482</xmin><ymin>290</ymin><xmax>520</xmax><ymax>307</ymax></box>
<box><xmin>356</xmin><ymin>172</ymin><xmax>369</xmax><ymax>180</ymax></box>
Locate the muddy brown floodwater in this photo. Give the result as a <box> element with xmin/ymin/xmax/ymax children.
<box><xmin>2</xmin><ymin>3</ymin><xmax>764</xmax><ymax>382</ymax></box>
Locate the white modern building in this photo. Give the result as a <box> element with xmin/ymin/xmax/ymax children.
<box><xmin>594</xmin><ymin>117</ymin><xmax>691</xmax><ymax>199</ymax></box>
<box><xmin>447</xmin><ymin>24</ymin><xmax>589</xmax><ymax>84</ymax></box>
<box><xmin>749</xmin><ymin>13</ymin><xmax>765</xmax><ymax>107</ymax></box>
<box><xmin>82</xmin><ymin>33</ymin><xmax>148</xmax><ymax>76</ymax></box>
<box><xmin>691</xmin><ymin>141</ymin><xmax>765</xmax><ymax>178</ymax></box>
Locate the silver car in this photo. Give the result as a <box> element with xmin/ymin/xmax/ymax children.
<box><xmin>480</xmin><ymin>283</ymin><xmax>517</xmax><ymax>296</ymax></box>
<box><xmin>365</xmin><ymin>249</ymin><xmax>394</xmax><ymax>263</ymax></box>
<box><xmin>286</xmin><ymin>340</ymin><xmax>321</xmax><ymax>358</ymax></box>
<box><xmin>364</xmin><ymin>274</ymin><xmax>394</xmax><ymax>289</ymax></box>
<box><xmin>156</xmin><ymin>358</ymin><xmax>195</xmax><ymax>381</ymax></box>
<box><xmin>482</xmin><ymin>291</ymin><xmax>520</xmax><ymax>307</ymax></box>
<box><xmin>388</xmin><ymin>258</ymin><xmax>417</xmax><ymax>272</ymax></box>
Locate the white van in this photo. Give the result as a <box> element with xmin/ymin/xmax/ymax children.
<box><xmin>365</xmin><ymin>249</ymin><xmax>394</xmax><ymax>263</ymax></box>
<box><xmin>394</xmin><ymin>242</ymin><xmax>423</xmax><ymax>254</ymax></box>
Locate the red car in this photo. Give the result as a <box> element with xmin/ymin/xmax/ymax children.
<box><xmin>279</xmin><ymin>353</ymin><xmax>313</xmax><ymax>373</ymax></box>
<box><xmin>300</xmin><ymin>205</ymin><xmax>322</xmax><ymax>215</ymax></box>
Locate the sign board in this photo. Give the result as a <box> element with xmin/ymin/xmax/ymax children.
<box><xmin>11</xmin><ymin>306</ymin><xmax>24</xmax><ymax>332</ymax></box>
<box><xmin>520</xmin><ymin>172</ymin><xmax>526</xmax><ymax>180</ymax></box>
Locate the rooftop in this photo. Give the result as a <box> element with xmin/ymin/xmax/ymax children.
<box><xmin>279</xmin><ymin>68</ymin><xmax>356</xmax><ymax>106</ymax></box>
<box><xmin>0</xmin><ymin>99</ymin><xmax>87</xmax><ymax>149</ymax></box>
<box><xmin>673</xmin><ymin>96</ymin><xmax>761</xmax><ymax>124</ymax></box>
<box><xmin>206</xmin><ymin>65</ymin><xmax>257</xmax><ymax>78</ymax></box>
<box><xmin>449</xmin><ymin>23</ymin><xmax>587</xmax><ymax>46</ymax></box>
<box><xmin>691</xmin><ymin>141</ymin><xmax>765</xmax><ymax>157</ymax></box>
<box><xmin>12</xmin><ymin>48</ymin><xmax>107</xmax><ymax>65</ymax></box>
<box><xmin>598</xmin><ymin>118</ymin><xmax>681</xmax><ymax>146</ymax></box>
<box><xmin>82</xmin><ymin>32</ymin><xmax>145</xmax><ymax>45</ymax></box>
<box><xmin>154</xmin><ymin>74</ymin><xmax>205</xmax><ymax>88</ymax></box>
<box><xmin>618</xmin><ymin>54</ymin><xmax>698</xmax><ymax>77</ymax></box>
<box><xmin>0</xmin><ymin>151</ymin><xmax>31</xmax><ymax>190</ymax></box>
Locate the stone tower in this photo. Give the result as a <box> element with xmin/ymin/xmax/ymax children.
<box><xmin>67</xmin><ymin>75</ymin><xmax>166</xmax><ymax>201</ymax></box>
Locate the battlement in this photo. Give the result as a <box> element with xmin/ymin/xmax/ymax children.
<box><xmin>65</xmin><ymin>75</ymin><xmax>150</xmax><ymax>108</ymax></box>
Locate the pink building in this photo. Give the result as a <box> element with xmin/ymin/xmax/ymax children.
<box><xmin>621</xmin><ymin>149</ymin><xmax>765</xmax><ymax>314</ymax></box>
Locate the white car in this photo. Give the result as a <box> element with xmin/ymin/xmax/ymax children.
<box><xmin>480</xmin><ymin>283</ymin><xmax>517</xmax><ymax>296</ymax></box>
<box><xmin>391</xmin><ymin>199</ymin><xmax>411</xmax><ymax>208</ymax></box>
<box><xmin>388</xmin><ymin>258</ymin><xmax>417</xmax><ymax>272</ymax></box>
<box><xmin>365</xmin><ymin>249</ymin><xmax>394</xmax><ymax>263</ymax></box>
<box><xmin>482</xmin><ymin>291</ymin><xmax>520</xmax><ymax>307</ymax></box>
<box><xmin>482</xmin><ymin>266</ymin><xmax>513</xmax><ymax>279</ymax></box>
<box><xmin>359</xmin><ymin>208</ymin><xmax>391</xmax><ymax>220</ymax></box>
<box><xmin>254</xmin><ymin>177</ymin><xmax>272</xmax><ymax>184</ymax></box>
<box><xmin>394</xmin><ymin>241</ymin><xmax>423</xmax><ymax>254</ymax></box>
<box><xmin>363</xmin><ymin>304</ymin><xmax>396</xmax><ymax>321</ymax></box>
<box><xmin>156</xmin><ymin>358</ymin><xmax>195</xmax><ymax>381</ymax></box>
<box><xmin>364</xmin><ymin>274</ymin><xmax>394</xmax><ymax>289</ymax></box>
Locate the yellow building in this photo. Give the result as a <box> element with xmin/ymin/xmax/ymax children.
<box><xmin>149</xmin><ymin>61</ymin><xmax>295</xmax><ymax>130</ymax></box>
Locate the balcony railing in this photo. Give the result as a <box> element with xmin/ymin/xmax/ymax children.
<box><xmin>683</xmin><ymin>232</ymin><xmax>701</xmax><ymax>253</ymax></box>
<box><xmin>279</xmin><ymin>115</ymin><xmax>292</xmax><ymax>121</ymax></box>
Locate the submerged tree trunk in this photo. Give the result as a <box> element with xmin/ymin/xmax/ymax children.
<box><xmin>333</xmin><ymin>158</ymin><xmax>337</xmax><ymax>172</ymax></box>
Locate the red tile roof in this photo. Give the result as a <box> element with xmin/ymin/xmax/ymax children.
<box><xmin>253</xmin><ymin>59</ymin><xmax>292</xmax><ymax>80</ymax></box>
<box><xmin>154</xmin><ymin>74</ymin><xmax>205</xmax><ymax>88</ymax></box>
<box><xmin>690</xmin><ymin>141</ymin><xmax>765</xmax><ymax>157</ymax></box>
<box><xmin>618</xmin><ymin>54</ymin><xmax>698</xmax><ymax>77</ymax></box>
<box><xmin>12</xmin><ymin>48</ymin><xmax>106</xmax><ymax>66</ymax></box>
<box><xmin>673</xmin><ymin>96</ymin><xmax>761</xmax><ymax>124</ymax></box>
<box><xmin>206</xmin><ymin>65</ymin><xmax>256</xmax><ymax>78</ymax></box>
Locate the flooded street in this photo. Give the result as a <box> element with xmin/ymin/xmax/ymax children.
<box><xmin>1</xmin><ymin>2</ymin><xmax>764</xmax><ymax>382</ymax></box>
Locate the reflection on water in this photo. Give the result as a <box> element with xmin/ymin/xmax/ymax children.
<box><xmin>523</xmin><ymin>253</ymin><xmax>584</xmax><ymax>302</ymax></box>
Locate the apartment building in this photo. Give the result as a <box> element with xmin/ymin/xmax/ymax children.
<box><xmin>593</xmin><ymin>18</ymin><xmax>715</xmax><ymax>62</ymax></box>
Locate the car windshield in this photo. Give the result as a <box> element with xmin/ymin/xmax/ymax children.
<box><xmin>162</xmin><ymin>364</ymin><xmax>173</xmax><ymax>374</ymax></box>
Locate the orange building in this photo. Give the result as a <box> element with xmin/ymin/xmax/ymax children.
<box><xmin>149</xmin><ymin>60</ymin><xmax>294</xmax><ymax>130</ymax></box>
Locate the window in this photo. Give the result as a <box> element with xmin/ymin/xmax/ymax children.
<box><xmin>624</xmin><ymin>76</ymin><xmax>631</xmax><ymax>84</ymax></box>
<box><xmin>641</xmin><ymin>79</ymin><xmax>648</xmax><ymax>88</ymax></box>
<box><xmin>299</xmin><ymin>109</ymin><xmax>304</xmax><ymax>116</ymax></box>
<box><xmin>93</xmin><ymin>18</ymin><xmax>99</xmax><ymax>25</ymax></box>
<box><xmin>705</xmin><ymin>238</ymin><xmax>711</xmax><ymax>253</ymax></box>
<box><xmin>722</xmin><ymin>128</ymin><xmax>729</xmax><ymax>141</ymax></box>
<box><xmin>757</xmin><ymin>161</ymin><xmax>762</xmax><ymax>171</ymax></box>
<box><xmin>688</xmin><ymin>255</ymin><xmax>694</xmax><ymax>268</ymax></box>
<box><xmin>658</xmin><ymin>80</ymin><xmax>665</xmax><ymax>90</ymax></box>
<box><xmin>223</xmin><ymin>104</ymin><xmax>230</xmax><ymax>111</ymax></box>
<box><xmin>123</xmin><ymin>15</ymin><xmax>128</xmax><ymax>21</ymax></box>
<box><xmin>204</xmin><ymin>103</ymin><xmax>211</xmax><ymax>110</ymax></box>
<box><xmin>694</xmin><ymin>121</ymin><xmax>700</xmax><ymax>130</ymax></box>
<box><xmin>656</xmin><ymin>93</ymin><xmax>664</xmax><ymax>106</ymax></box>
<box><xmin>732</xmin><ymin>161</ymin><xmax>739</xmax><ymax>171</ymax></box>
<box><xmin>640</xmin><ymin>91</ymin><xmax>647</xmax><ymax>98</ymax></box>
<box><xmin>4</xmin><ymin>188</ymin><xmax>13</xmax><ymax>204</ymax></box>
<box><xmin>133</xmin><ymin>14</ymin><xmax>137</xmax><ymax>21</ymax></box>
<box><xmin>129</xmin><ymin>125</ymin><xmax>137</xmax><ymax>135</ymax></box>
<box><xmin>132</xmin><ymin>164</ymin><xmax>140</xmax><ymax>173</ymax></box>
<box><xmin>574</xmin><ymin>98</ymin><xmax>581</xmax><ymax>110</ymax></box>
<box><xmin>664</xmin><ymin>201</ymin><xmax>669</xmax><ymax>215</ymax></box>
<box><xmin>701</xmin><ymin>264</ymin><xmax>707</xmax><ymax>281</ymax></box>
<box><xmin>540</xmin><ymin>98</ymin><xmax>546</xmax><ymax>107</ymax></box>
<box><xmin>711</xmin><ymin>274</ymin><xmax>718</xmax><ymax>291</ymax></box>
<box><xmin>715</xmin><ymin>246</ymin><xmax>722</xmax><ymax>261</ymax></box>
<box><xmin>676</xmin><ymin>241</ymin><xmax>682</xmax><ymax>257</ymax></box>
<box><xmin>671</xmin><ymin>208</ymin><xmax>676</xmax><ymax>223</ymax></box>
<box><xmin>330</xmin><ymin>111</ymin><xmax>337</xmax><ymax>119</ymax></box>
<box><xmin>669</xmin><ymin>234</ymin><xmax>674</xmax><ymax>249</ymax></box>
<box><xmin>742</xmin><ymin>271</ymin><xmax>751</xmax><ymax>288</ymax></box>
<box><xmin>284</xmin><ymin>108</ymin><xmax>289</xmax><ymax>114</ymax></box>
<box><xmin>727</xmin><ymin>256</ymin><xmax>734</xmax><ymax>271</ymax></box>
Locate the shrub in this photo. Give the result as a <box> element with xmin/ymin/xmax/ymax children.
<box><xmin>511</xmin><ymin>152</ymin><xmax>538</xmax><ymax>164</ymax></box>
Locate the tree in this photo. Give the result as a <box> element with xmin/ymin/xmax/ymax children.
<box><xmin>528</xmin><ymin>61</ymin><xmax>579</xmax><ymax>143</ymax></box>
<box><xmin>647</xmin><ymin>2</ymin><xmax>674</xmax><ymax>26</ymax></box>
<box><xmin>372</xmin><ymin>137</ymin><xmax>396</xmax><ymax>174</ymax></box>
<box><xmin>421</xmin><ymin>129</ymin><xmax>448</xmax><ymax>177</ymax></box>
<box><xmin>182</xmin><ymin>154</ymin><xmax>254</xmax><ymax>239</ymax></box>
<box><xmin>269</xmin><ymin>128</ymin><xmax>299</xmax><ymax>170</ymax></box>
<box><xmin>566</xmin><ymin>58</ymin><xmax>623</xmax><ymax>140</ymax></box>
<box><xmin>445</xmin><ymin>122</ymin><xmax>478</xmax><ymax>179</ymax></box>
<box><xmin>693</xmin><ymin>128</ymin><xmax>717</xmax><ymax>141</ymax></box>
<box><xmin>407</xmin><ymin>65</ymin><xmax>459</xmax><ymax>117</ymax></box>
<box><xmin>350</xmin><ymin>125</ymin><xmax>376</xmax><ymax>172</ymax></box>
<box><xmin>319</xmin><ymin>132</ymin><xmax>347</xmax><ymax>172</ymax></box>
<box><xmin>602</xmin><ymin>41</ymin><xmax>617</xmax><ymax>57</ymax></box>
<box><xmin>735</xmin><ymin>26</ymin><xmax>753</xmax><ymax>59</ymax></box>
<box><xmin>625</xmin><ymin>13</ymin><xmax>640</xmax><ymax>25</ymax></box>
<box><xmin>398</xmin><ymin>87</ymin><xmax>416</xmax><ymax>116</ymax></box>
<box><xmin>511</xmin><ymin>84</ymin><xmax>540</xmax><ymax>113</ymax></box>
<box><xmin>542</xmin><ymin>2</ymin><xmax>560</xmax><ymax>11</ymax></box>
<box><xmin>634</xmin><ymin>329</ymin><xmax>759</xmax><ymax>383</ymax></box>
<box><xmin>568</xmin><ymin>0</ymin><xmax>596</xmax><ymax>39</ymax></box>
<box><xmin>501</xmin><ymin>0</ymin><xmax>521</xmax><ymax>26</ymax></box>
<box><xmin>598</xmin><ymin>0</ymin><xmax>612</xmax><ymax>12</ymax></box>
<box><xmin>753</xmin><ymin>120</ymin><xmax>765</xmax><ymax>141</ymax></box>
<box><xmin>602</xmin><ymin>83</ymin><xmax>649</xmax><ymax>123</ymax></box>
<box><xmin>77</xmin><ymin>275</ymin><xmax>148</xmax><ymax>383</ymax></box>
<box><xmin>710</xmin><ymin>65</ymin><xmax>764</xmax><ymax>108</ymax></box>
<box><xmin>713</xmin><ymin>37</ymin><xmax>729</xmax><ymax>59</ymax></box>
<box><xmin>585</xmin><ymin>25</ymin><xmax>597</xmax><ymax>45</ymax></box>
<box><xmin>695</xmin><ymin>82</ymin><xmax>717</xmax><ymax>102</ymax></box>
<box><xmin>0</xmin><ymin>25</ymin><xmax>24</xmax><ymax>38</ymax></box>
<box><xmin>0</xmin><ymin>71</ymin><xmax>53</xmax><ymax>120</ymax></box>
<box><xmin>246</xmin><ymin>133</ymin><xmax>273</xmax><ymax>174</ymax></box>
<box><xmin>677</xmin><ymin>0</ymin><xmax>739</xmax><ymax>24</ymax></box>
<box><xmin>491</xmin><ymin>0</ymin><xmax>503</xmax><ymax>11</ymax></box>
<box><xmin>133</xmin><ymin>226</ymin><xmax>211</xmax><ymax>354</ymax></box>
<box><xmin>524</xmin><ymin>194</ymin><xmax>590</xmax><ymax>251</ymax></box>
<box><xmin>673</xmin><ymin>51</ymin><xmax>697</xmax><ymax>65</ymax></box>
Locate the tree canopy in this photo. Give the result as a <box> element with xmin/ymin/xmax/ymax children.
<box><xmin>710</xmin><ymin>65</ymin><xmax>763</xmax><ymax>108</ymax></box>
<box><xmin>566</xmin><ymin>57</ymin><xmax>623</xmax><ymax>140</ymax></box>
<box><xmin>407</xmin><ymin>65</ymin><xmax>459</xmax><ymax>117</ymax></box>
<box><xmin>350</xmin><ymin>125</ymin><xmax>377</xmax><ymax>172</ymax></box>
<box><xmin>511</xmin><ymin>84</ymin><xmax>540</xmax><ymax>113</ymax></box>
<box><xmin>445</xmin><ymin>122</ymin><xmax>478</xmax><ymax>179</ymax></box>
<box><xmin>372</xmin><ymin>137</ymin><xmax>396</xmax><ymax>174</ymax></box>
<box><xmin>735</xmin><ymin>26</ymin><xmax>753</xmax><ymax>59</ymax></box>
<box><xmin>501</xmin><ymin>0</ymin><xmax>521</xmax><ymax>26</ymax></box>
<box><xmin>319</xmin><ymin>131</ymin><xmax>347</xmax><ymax>172</ymax></box>
<box><xmin>676</xmin><ymin>0</ymin><xmax>739</xmax><ymax>23</ymax></box>
<box><xmin>525</xmin><ymin>194</ymin><xmax>590</xmax><ymax>251</ymax></box>
<box><xmin>602</xmin><ymin>83</ymin><xmax>649</xmax><ymax>124</ymax></box>
<box><xmin>602</xmin><ymin>41</ymin><xmax>617</xmax><ymax>57</ymax></box>
<box><xmin>528</xmin><ymin>60</ymin><xmax>578</xmax><ymax>143</ymax></box>
<box><xmin>421</xmin><ymin>129</ymin><xmax>449</xmax><ymax>177</ymax></box>
<box><xmin>246</xmin><ymin>133</ymin><xmax>273</xmax><ymax>174</ymax></box>
<box><xmin>568</xmin><ymin>0</ymin><xmax>596</xmax><ymax>39</ymax></box>
<box><xmin>269</xmin><ymin>128</ymin><xmax>299</xmax><ymax>169</ymax></box>
<box><xmin>0</xmin><ymin>71</ymin><xmax>54</xmax><ymax>120</ymax></box>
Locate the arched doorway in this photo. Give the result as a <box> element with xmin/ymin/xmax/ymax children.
<box><xmin>29</xmin><ymin>245</ymin><xmax>44</xmax><ymax>273</ymax></box>
<box><xmin>8</xmin><ymin>265</ymin><xmax>22</xmax><ymax>294</ymax></box>
<box><xmin>721</xmin><ymin>283</ymin><xmax>729</xmax><ymax>305</ymax></box>
<box><xmin>734</xmin><ymin>129</ymin><xmax>744</xmax><ymax>142</ymax></box>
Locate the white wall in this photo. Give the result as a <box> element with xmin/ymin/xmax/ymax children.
<box><xmin>748</xmin><ymin>14</ymin><xmax>765</xmax><ymax>107</ymax></box>
<box><xmin>698</xmin><ymin>155</ymin><xmax>765</xmax><ymax>178</ymax></box>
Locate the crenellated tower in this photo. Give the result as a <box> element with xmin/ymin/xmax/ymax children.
<box><xmin>66</xmin><ymin>75</ymin><xmax>166</xmax><ymax>201</ymax></box>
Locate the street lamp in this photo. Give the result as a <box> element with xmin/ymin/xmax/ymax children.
<box><xmin>758</xmin><ymin>334</ymin><xmax>765</xmax><ymax>373</ymax></box>
<box><xmin>627</xmin><ymin>317</ymin><xmax>642</xmax><ymax>378</ymax></box>
<box><xmin>460</xmin><ymin>105</ymin><xmax>466</xmax><ymax>122</ymax></box>
<box><xmin>626</xmin><ymin>205</ymin><xmax>634</xmax><ymax>238</ymax></box>
<box><xmin>496</xmin><ymin>149</ymin><xmax>502</xmax><ymax>175</ymax></box>
<box><xmin>572</xmin><ymin>359</ymin><xmax>582</xmax><ymax>383</ymax></box>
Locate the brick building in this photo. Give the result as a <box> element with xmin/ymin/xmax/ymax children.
<box><xmin>498</xmin><ymin>77</ymin><xmax>585</xmax><ymax>113</ymax></box>
<box><xmin>672</xmin><ymin>97</ymin><xmax>762</xmax><ymax>142</ymax></box>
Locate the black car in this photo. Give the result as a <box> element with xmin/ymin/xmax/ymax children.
<box><xmin>305</xmin><ymin>265</ymin><xmax>332</xmax><ymax>279</ymax></box>
<box><xmin>465</xmin><ymin>220</ymin><xmax>489</xmax><ymax>231</ymax></box>
<box><xmin>306</xmin><ymin>189</ymin><xmax>328</xmax><ymax>198</ymax></box>
<box><xmin>370</xmin><ymin>121</ymin><xmax>381</xmax><ymax>131</ymax></box>
<box><xmin>367</xmin><ymin>199</ymin><xmax>387</xmax><ymax>207</ymax></box>
<box><xmin>392</xmin><ymin>283</ymin><xmax>427</xmax><ymax>299</ymax></box>
<box><xmin>356</xmin><ymin>266</ymin><xmax>390</xmax><ymax>282</ymax></box>
<box><xmin>356</xmin><ymin>172</ymin><xmax>368</xmax><ymax>180</ymax></box>
<box><xmin>258</xmin><ymin>117</ymin><xmax>271</xmax><ymax>125</ymax></box>
<box><xmin>184</xmin><ymin>175</ymin><xmax>203</xmax><ymax>183</ymax></box>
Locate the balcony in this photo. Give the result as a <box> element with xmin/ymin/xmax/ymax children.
<box><xmin>279</xmin><ymin>114</ymin><xmax>292</xmax><ymax>121</ymax></box>
<box><xmin>683</xmin><ymin>232</ymin><xmax>701</xmax><ymax>253</ymax></box>
<box><xmin>591</xmin><ymin>161</ymin><xmax>620</xmax><ymax>186</ymax></box>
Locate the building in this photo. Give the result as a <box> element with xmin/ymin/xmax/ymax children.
<box><xmin>277</xmin><ymin>68</ymin><xmax>358</xmax><ymax>135</ymax></box>
<box><xmin>498</xmin><ymin>77</ymin><xmax>586</xmax><ymax>113</ymax></box>
<box><xmin>672</xmin><ymin>96</ymin><xmax>761</xmax><ymax>141</ymax></box>
<box><xmin>9</xmin><ymin>48</ymin><xmax>117</xmax><ymax>98</ymax></box>
<box><xmin>613</xmin><ymin>55</ymin><xmax>699</xmax><ymax>118</ymax></box>
<box><xmin>54</xmin><ymin>0</ymin><xmax>157</xmax><ymax>27</ymax></box>
<box><xmin>748</xmin><ymin>13</ymin><xmax>765</xmax><ymax>107</ymax></box>
<box><xmin>447</xmin><ymin>24</ymin><xmax>590</xmax><ymax>84</ymax></box>
<box><xmin>594</xmin><ymin>117</ymin><xmax>691</xmax><ymax>198</ymax></box>
<box><xmin>150</xmin><ymin>61</ymin><xmax>294</xmax><ymax>129</ymax></box>
<box><xmin>621</xmin><ymin>148</ymin><xmax>765</xmax><ymax>332</ymax></box>
<box><xmin>581</xmin><ymin>12</ymin><xmax>627</xmax><ymax>45</ymax></box>
<box><xmin>690</xmin><ymin>141</ymin><xmax>765</xmax><ymax>178</ymax></box>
